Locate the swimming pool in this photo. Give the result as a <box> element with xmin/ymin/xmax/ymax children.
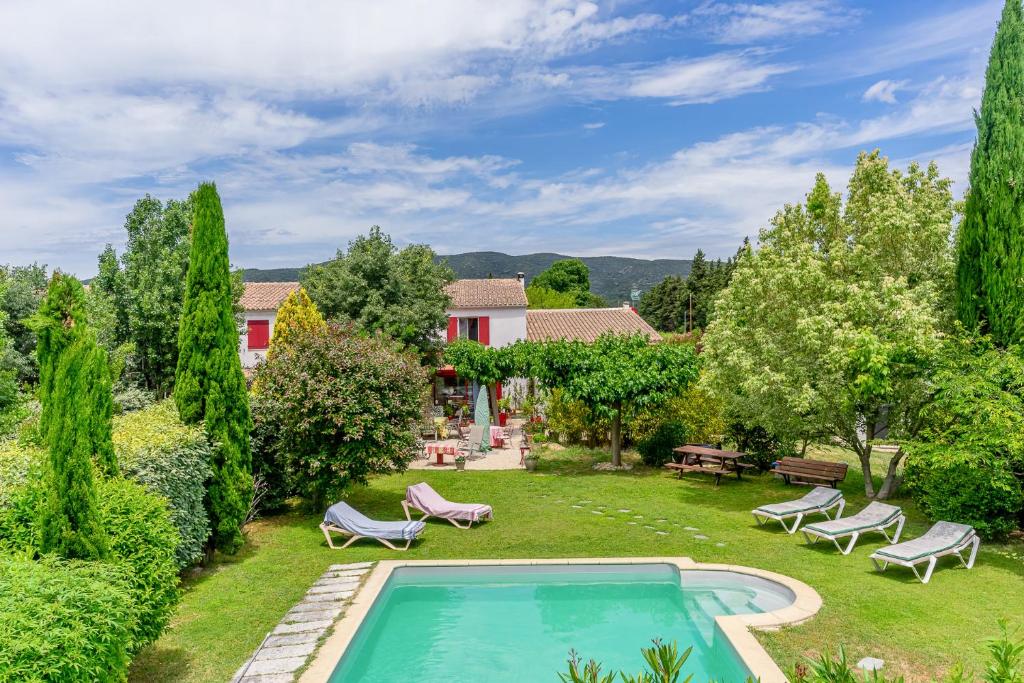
<box><xmin>313</xmin><ymin>561</ymin><xmax>810</xmax><ymax>683</ymax></box>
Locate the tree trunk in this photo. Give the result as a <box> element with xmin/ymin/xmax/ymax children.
<box><xmin>610</xmin><ymin>401</ymin><xmax>622</xmax><ymax>467</ymax></box>
<box><xmin>858</xmin><ymin>420</ymin><xmax>877</xmax><ymax>498</ymax></box>
<box><xmin>799</xmin><ymin>438</ymin><xmax>810</xmax><ymax>457</ymax></box>
<box><xmin>875</xmin><ymin>449</ymin><xmax>906</xmax><ymax>500</ymax></box>
<box><xmin>487</xmin><ymin>384</ymin><xmax>499</xmax><ymax>424</ymax></box>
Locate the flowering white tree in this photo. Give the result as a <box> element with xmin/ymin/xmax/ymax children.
<box><xmin>702</xmin><ymin>151</ymin><xmax>956</xmax><ymax>499</ymax></box>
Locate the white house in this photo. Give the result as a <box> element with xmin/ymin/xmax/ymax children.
<box><xmin>238</xmin><ymin>282</ymin><xmax>300</xmax><ymax>369</ymax></box>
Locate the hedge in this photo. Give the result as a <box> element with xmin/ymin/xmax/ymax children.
<box><xmin>98</xmin><ymin>477</ymin><xmax>181</xmax><ymax>649</ymax></box>
<box><xmin>0</xmin><ymin>557</ymin><xmax>138</xmax><ymax>682</ymax></box>
<box><xmin>113</xmin><ymin>401</ymin><xmax>212</xmax><ymax>567</ymax></box>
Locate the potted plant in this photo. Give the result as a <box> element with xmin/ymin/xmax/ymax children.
<box><xmin>497</xmin><ymin>397</ymin><xmax>511</xmax><ymax>427</ymax></box>
<box><xmin>454</xmin><ymin>455</ymin><xmax>467</xmax><ymax>471</ymax></box>
<box><xmin>523</xmin><ymin>450</ymin><xmax>539</xmax><ymax>471</ymax></box>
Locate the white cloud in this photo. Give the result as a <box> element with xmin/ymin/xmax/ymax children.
<box><xmin>583</xmin><ymin>122</ymin><xmax>605</xmax><ymax>130</ymax></box>
<box><xmin>862</xmin><ymin>79</ymin><xmax>906</xmax><ymax>104</ymax></box>
<box><xmin>694</xmin><ymin>0</ymin><xmax>856</xmax><ymax>44</ymax></box>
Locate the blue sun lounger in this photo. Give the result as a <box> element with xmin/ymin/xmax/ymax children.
<box><xmin>320</xmin><ymin>501</ymin><xmax>425</xmax><ymax>551</ymax></box>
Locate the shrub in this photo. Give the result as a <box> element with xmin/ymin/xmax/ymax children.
<box><xmin>546</xmin><ymin>388</ymin><xmax>610</xmax><ymax>447</ymax></box>
<box><xmin>0</xmin><ymin>441</ymin><xmax>45</xmax><ymax>554</ymax></box>
<box><xmin>726</xmin><ymin>422</ymin><xmax>794</xmax><ymax>472</ymax></box>
<box><xmin>113</xmin><ymin>385</ymin><xmax>154</xmax><ymax>414</ymax></box>
<box><xmin>250</xmin><ymin>393</ymin><xmax>291</xmax><ymax>513</ymax></box>
<box><xmin>97</xmin><ymin>477</ymin><xmax>181</xmax><ymax>649</ymax></box>
<box><xmin>113</xmin><ymin>401</ymin><xmax>212</xmax><ymax>568</ymax></box>
<box><xmin>636</xmin><ymin>421</ymin><xmax>687</xmax><ymax>467</ymax></box>
<box><xmin>0</xmin><ymin>556</ymin><xmax>138</xmax><ymax>683</ymax></box>
<box><xmin>903</xmin><ymin>446</ymin><xmax>1023</xmax><ymax>541</ymax></box>
<box><xmin>253</xmin><ymin>323</ymin><xmax>427</xmax><ymax>508</ymax></box>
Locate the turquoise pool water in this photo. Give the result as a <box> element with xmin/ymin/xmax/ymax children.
<box><xmin>328</xmin><ymin>563</ymin><xmax>793</xmax><ymax>682</ymax></box>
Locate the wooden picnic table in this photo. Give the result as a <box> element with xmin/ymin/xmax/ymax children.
<box><xmin>665</xmin><ymin>444</ymin><xmax>753</xmax><ymax>486</ymax></box>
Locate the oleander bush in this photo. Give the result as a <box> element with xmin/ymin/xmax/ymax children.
<box><xmin>113</xmin><ymin>401</ymin><xmax>212</xmax><ymax>567</ymax></box>
<box><xmin>0</xmin><ymin>556</ymin><xmax>138</xmax><ymax>683</ymax></box>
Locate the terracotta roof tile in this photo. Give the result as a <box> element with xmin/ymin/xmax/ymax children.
<box><xmin>526</xmin><ymin>307</ymin><xmax>659</xmax><ymax>343</ymax></box>
<box><xmin>240</xmin><ymin>282</ymin><xmax>300</xmax><ymax>310</ymax></box>
<box><xmin>444</xmin><ymin>278</ymin><xmax>527</xmax><ymax>308</ymax></box>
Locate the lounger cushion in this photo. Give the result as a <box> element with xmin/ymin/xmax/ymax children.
<box><xmin>803</xmin><ymin>502</ymin><xmax>901</xmax><ymax>537</ymax></box>
<box><xmin>873</xmin><ymin>522</ymin><xmax>974</xmax><ymax>562</ymax></box>
<box><xmin>754</xmin><ymin>486</ymin><xmax>843</xmax><ymax>516</ymax></box>
<box><xmin>323</xmin><ymin>502</ymin><xmax>425</xmax><ymax>540</ymax></box>
<box><xmin>406</xmin><ymin>483</ymin><xmax>492</xmax><ymax>522</ymax></box>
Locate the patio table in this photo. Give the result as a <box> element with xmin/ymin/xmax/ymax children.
<box><xmin>489</xmin><ymin>426</ymin><xmax>506</xmax><ymax>448</ymax></box>
<box><xmin>424</xmin><ymin>441</ymin><xmax>460</xmax><ymax>466</ymax></box>
<box><xmin>665</xmin><ymin>444</ymin><xmax>753</xmax><ymax>487</ymax></box>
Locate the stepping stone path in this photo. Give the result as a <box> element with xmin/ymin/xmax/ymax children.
<box><xmin>655</xmin><ymin>531</ymin><xmax>669</xmax><ymax>536</ymax></box>
<box><xmin>693</xmin><ymin>534</ymin><xmax>709</xmax><ymax>540</ymax></box>
<box><xmin>571</xmin><ymin>505</ymin><xmax>583</xmax><ymax>509</ymax></box>
<box><xmin>231</xmin><ymin>562</ymin><xmax>373</xmax><ymax>683</ymax></box>
<box><xmin>627</xmin><ymin>521</ymin><xmax>637</xmax><ymax>525</ymax></box>
<box><xmin>684</xmin><ymin>526</ymin><xmax>699</xmax><ymax>531</ymax></box>
<box><xmin>715</xmin><ymin>543</ymin><xmax>726</xmax><ymax>548</ymax></box>
<box><xmin>617</xmin><ymin>509</ymin><xmax>631</xmax><ymax>513</ymax></box>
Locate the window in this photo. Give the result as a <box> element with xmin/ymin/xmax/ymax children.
<box><xmin>458</xmin><ymin>317</ymin><xmax>479</xmax><ymax>342</ymax></box>
<box><xmin>247</xmin><ymin>319</ymin><xmax>270</xmax><ymax>350</ymax></box>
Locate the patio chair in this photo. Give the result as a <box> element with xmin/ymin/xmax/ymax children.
<box><xmin>869</xmin><ymin>521</ymin><xmax>980</xmax><ymax>584</ymax></box>
<box><xmin>752</xmin><ymin>486</ymin><xmax>846</xmax><ymax>534</ymax></box>
<box><xmin>458</xmin><ymin>424</ymin><xmax>487</xmax><ymax>459</ymax></box>
<box><xmin>320</xmin><ymin>501</ymin><xmax>425</xmax><ymax>551</ymax></box>
<box><xmin>403</xmin><ymin>482</ymin><xmax>493</xmax><ymax>529</ymax></box>
<box><xmin>801</xmin><ymin>502</ymin><xmax>905</xmax><ymax>555</ymax></box>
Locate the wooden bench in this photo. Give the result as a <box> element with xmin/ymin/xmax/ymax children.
<box><xmin>774</xmin><ymin>457</ymin><xmax>848</xmax><ymax>488</ymax></box>
<box><xmin>664</xmin><ymin>462</ymin><xmax>733</xmax><ymax>486</ymax></box>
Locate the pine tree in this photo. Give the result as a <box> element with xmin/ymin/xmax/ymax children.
<box><xmin>175</xmin><ymin>182</ymin><xmax>252</xmax><ymax>554</ymax></box>
<box><xmin>956</xmin><ymin>0</ymin><xmax>1024</xmax><ymax>346</ymax></box>
<box><xmin>39</xmin><ymin>329</ymin><xmax>109</xmax><ymax>560</ymax></box>
<box><xmin>31</xmin><ymin>273</ymin><xmax>89</xmax><ymax>442</ymax></box>
<box><xmin>267</xmin><ymin>287</ymin><xmax>325</xmax><ymax>360</ymax></box>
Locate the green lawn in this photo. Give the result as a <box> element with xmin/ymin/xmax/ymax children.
<box><xmin>130</xmin><ymin>447</ymin><xmax>1024</xmax><ymax>682</ymax></box>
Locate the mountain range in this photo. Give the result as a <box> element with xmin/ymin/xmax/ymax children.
<box><xmin>243</xmin><ymin>252</ymin><xmax>694</xmax><ymax>305</ymax></box>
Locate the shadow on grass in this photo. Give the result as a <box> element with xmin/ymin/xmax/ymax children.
<box><xmin>129</xmin><ymin>645</ymin><xmax>192</xmax><ymax>683</ymax></box>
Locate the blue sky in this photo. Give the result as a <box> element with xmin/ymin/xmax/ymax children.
<box><xmin>0</xmin><ymin>0</ymin><xmax>1001</xmax><ymax>275</ymax></box>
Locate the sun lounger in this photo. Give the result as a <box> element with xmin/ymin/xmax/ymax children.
<box><xmin>403</xmin><ymin>482</ymin><xmax>493</xmax><ymax>529</ymax></box>
<box><xmin>801</xmin><ymin>502</ymin><xmax>905</xmax><ymax>555</ymax></box>
<box><xmin>869</xmin><ymin>521</ymin><xmax>980</xmax><ymax>584</ymax></box>
<box><xmin>752</xmin><ymin>486</ymin><xmax>846</xmax><ymax>534</ymax></box>
<box><xmin>320</xmin><ymin>501</ymin><xmax>425</xmax><ymax>551</ymax></box>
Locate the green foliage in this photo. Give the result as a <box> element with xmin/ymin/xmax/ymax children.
<box><xmin>629</xmin><ymin>385</ymin><xmax>725</xmax><ymax>450</ymax></box>
<box><xmin>530</xmin><ymin>258</ymin><xmax>606</xmax><ymax>307</ymax></box>
<box><xmin>636</xmin><ymin>420</ymin><xmax>687</xmax><ymax>467</ymax></box>
<box><xmin>302</xmin><ymin>226</ymin><xmax>455</xmax><ymax>359</ymax></box>
<box><xmin>97</xmin><ymin>477</ymin><xmax>181</xmax><ymax>649</ymax></box>
<box><xmin>39</xmin><ymin>329</ymin><xmax>111</xmax><ymax>561</ymax></box>
<box><xmin>250</xmin><ymin>393</ymin><xmax>291</xmax><ymax>512</ymax></box>
<box><xmin>95</xmin><ymin>196</ymin><xmax>194</xmax><ymax>395</ymax></box>
<box><xmin>703</xmin><ymin>152</ymin><xmax>955</xmax><ymax>498</ymax></box>
<box><xmin>639</xmin><ymin>250</ymin><xmax>737</xmax><ymax>332</ymax></box>
<box><xmin>29</xmin><ymin>272</ymin><xmax>89</xmax><ymax>442</ymax></box>
<box><xmin>267</xmin><ymin>286</ymin><xmax>325</xmax><ymax>360</ymax></box>
<box><xmin>727</xmin><ymin>422</ymin><xmax>795</xmax><ymax>472</ymax></box>
<box><xmin>0</xmin><ymin>263</ymin><xmax>47</xmax><ymax>384</ymax></box>
<box><xmin>113</xmin><ymin>401</ymin><xmax>212</xmax><ymax>568</ymax></box>
<box><xmin>0</xmin><ymin>442</ymin><xmax>45</xmax><ymax>554</ymax></box>
<box><xmin>0</xmin><ymin>304</ymin><xmax>22</xmax><ymax>439</ymax></box>
<box><xmin>444</xmin><ymin>338</ymin><xmax>509</xmax><ymax>385</ymax></box>
<box><xmin>252</xmin><ymin>323</ymin><xmax>427</xmax><ymax>508</ymax></box>
<box><xmin>175</xmin><ymin>182</ymin><xmax>252</xmax><ymax>554</ymax></box>
<box><xmin>530</xmin><ymin>334</ymin><xmax>700</xmax><ymax>466</ymax></box>
<box><xmin>560</xmin><ymin>640</ymin><xmax>694</xmax><ymax>683</ymax></box>
<box><xmin>956</xmin><ymin>1</ymin><xmax>1024</xmax><ymax>347</ymax></box>
<box><xmin>984</xmin><ymin>620</ymin><xmax>1024</xmax><ymax>683</ymax></box>
<box><xmin>526</xmin><ymin>284</ymin><xmax>579</xmax><ymax>309</ymax></box>
<box><xmin>0</xmin><ymin>557</ymin><xmax>137</xmax><ymax>683</ymax></box>
<box><xmin>903</xmin><ymin>336</ymin><xmax>1024</xmax><ymax>539</ymax></box>
<box><xmin>546</xmin><ymin>387</ymin><xmax>611</xmax><ymax>447</ymax></box>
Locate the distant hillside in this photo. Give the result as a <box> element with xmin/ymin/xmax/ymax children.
<box><xmin>243</xmin><ymin>251</ymin><xmax>693</xmax><ymax>304</ymax></box>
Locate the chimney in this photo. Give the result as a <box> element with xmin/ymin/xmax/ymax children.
<box><xmin>516</xmin><ymin>272</ymin><xmax>526</xmax><ymax>288</ymax></box>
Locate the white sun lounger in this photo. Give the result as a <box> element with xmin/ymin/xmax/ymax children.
<box><xmin>320</xmin><ymin>501</ymin><xmax>425</xmax><ymax>551</ymax></box>
<box><xmin>801</xmin><ymin>502</ymin><xmax>905</xmax><ymax>555</ymax></box>
<box><xmin>752</xmin><ymin>486</ymin><xmax>846</xmax><ymax>534</ymax></box>
<box><xmin>403</xmin><ymin>482</ymin><xmax>493</xmax><ymax>529</ymax></box>
<box><xmin>869</xmin><ymin>521</ymin><xmax>980</xmax><ymax>584</ymax></box>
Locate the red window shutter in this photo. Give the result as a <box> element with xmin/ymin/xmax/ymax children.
<box><xmin>478</xmin><ymin>316</ymin><xmax>490</xmax><ymax>346</ymax></box>
<box><xmin>247</xmin><ymin>320</ymin><xmax>270</xmax><ymax>350</ymax></box>
<box><xmin>447</xmin><ymin>317</ymin><xmax>458</xmax><ymax>342</ymax></box>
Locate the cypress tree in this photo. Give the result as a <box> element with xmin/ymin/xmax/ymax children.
<box><xmin>175</xmin><ymin>182</ymin><xmax>252</xmax><ymax>554</ymax></box>
<box><xmin>31</xmin><ymin>273</ymin><xmax>88</xmax><ymax>441</ymax></box>
<box><xmin>956</xmin><ymin>0</ymin><xmax>1024</xmax><ymax>346</ymax></box>
<box><xmin>39</xmin><ymin>330</ymin><xmax>109</xmax><ymax>560</ymax></box>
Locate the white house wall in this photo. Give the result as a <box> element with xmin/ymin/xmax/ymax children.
<box><xmin>447</xmin><ymin>306</ymin><xmax>527</xmax><ymax>348</ymax></box>
<box><xmin>239</xmin><ymin>309</ymin><xmax>278</xmax><ymax>369</ymax></box>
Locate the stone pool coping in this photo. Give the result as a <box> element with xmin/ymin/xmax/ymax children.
<box><xmin>299</xmin><ymin>557</ymin><xmax>822</xmax><ymax>683</ymax></box>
